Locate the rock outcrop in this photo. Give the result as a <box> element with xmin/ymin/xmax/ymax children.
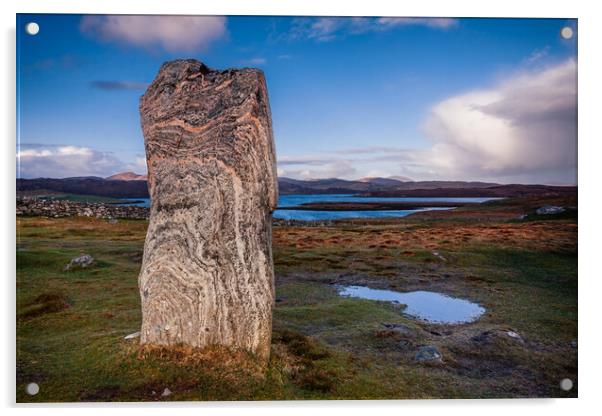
<box><xmin>138</xmin><ymin>60</ymin><xmax>278</xmax><ymax>362</ymax></box>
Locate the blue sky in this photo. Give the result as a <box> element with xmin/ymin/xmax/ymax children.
<box><xmin>17</xmin><ymin>15</ymin><xmax>577</xmax><ymax>183</ymax></box>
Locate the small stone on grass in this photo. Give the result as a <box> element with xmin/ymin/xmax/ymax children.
<box><xmin>415</xmin><ymin>345</ymin><xmax>442</xmax><ymax>362</ymax></box>
<box><xmin>124</xmin><ymin>331</ymin><xmax>140</xmax><ymax>340</ymax></box>
<box><xmin>64</xmin><ymin>254</ymin><xmax>94</xmax><ymax>271</ymax></box>
<box><xmin>536</xmin><ymin>205</ymin><xmax>565</xmax><ymax>215</ymax></box>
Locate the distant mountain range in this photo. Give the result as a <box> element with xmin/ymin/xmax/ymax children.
<box><xmin>16</xmin><ymin>172</ymin><xmax>576</xmax><ymax>199</ymax></box>
<box><xmin>277</xmin><ymin>177</ymin><xmax>501</xmax><ymax>194</ymax></box>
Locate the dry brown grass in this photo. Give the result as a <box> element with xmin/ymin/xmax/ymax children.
<box><xmin>17</xmin><ymin>216</ymin><xmax>148</xmax><ymax>241</ymax></box>
<box><xmin>132</xmin><ymin>343</ymin><xmax>267</xmax><ymax>375</ymax></box>
<box><xmin>19</xmin><ymin>292</ymin><xmax>71</xmax><ymax>319</ymax></box>
<box><xmin>273</xmin><ymin>220</ymin><xmax>576</xmax><ymax>253</ymax></box>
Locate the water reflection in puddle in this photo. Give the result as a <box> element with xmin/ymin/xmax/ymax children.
<box><xmin>338</xmin><ymin>285</ymin><xmax>485</xmax><ymax>324</ymax></box>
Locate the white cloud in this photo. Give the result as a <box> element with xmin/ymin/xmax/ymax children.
<box><xmin>278</xmin><ymin>159</ymin><xmax>358</xmax><ymax>180</ymax></box>
<box><xmin>287</xmin><ymin>17</ymin><xmax>458</xmax><ymax>42</ymax></box>
<box><xmin>286</xmin><ymin>18</ymin><xmax>340</xmax><ymax>42</ymax></box>
<box><xmin>134</xmin><ymin>157</ymin><xmax>148</xmax><ymax>171</ymax></box>
<box><xmin>523</xmin><ymin>46</ymin><xmax>550</xmax><ymax>65</ymax></box>
<box><xmin>17</xmin><ymin>145</ymin><xmax>142</xmax><ymax>179</ymax></box>
<box><xmin>376</xmin><ymin>17</ymin><xmax>458</xmax><ymax>30</ymax></box>
<box><xmin>241</xmin><ymin>57</ymin><xmax>267</xmax><ymax>66</ymax></box>
<box><xmin>307</xmin><ymin>18</ymin><xmax>342</xmax><ymax>41</ymax></box>
<box><xmin>363</xmin><ymin>169</ymin><xmax>393</xmax><ymax>178</ymax></box>
<box><xmin>80</xmin><ymin>15</ymin><xmax>227</xmax><ymax>53</ymax></box>
<box><xmin>90</xmin><ymin>80</ymin><xmax>148</xmax><ymax>91</ymax></box>
<box><xmin>277</xmin><ymin>157</ymin><xmax>329</xmax><ymax>178</ymax></box>
<box><xmin>419</xmin><ymin>59</ymin><xmax>577</xmax><ymax>183</ymax></box>
<box><xmin>276</xmin><ymin>149</ymin><xmax>414</xmax><ymax>180</ymax></box>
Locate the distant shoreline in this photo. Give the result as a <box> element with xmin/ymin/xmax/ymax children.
<box><xmin>278</xmin><ymin>201</ymin><xmax>478</xmax><ymax>211</ymax></box>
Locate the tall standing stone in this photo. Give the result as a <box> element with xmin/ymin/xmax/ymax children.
<box><xmin>138</xmin><ymin>60</ymin><xmax>278</xmax><ymax>362</ymax></box>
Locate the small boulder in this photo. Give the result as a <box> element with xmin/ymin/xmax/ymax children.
<box><xmin>161</xmin><ymin>388</ymin><xmax>172</xmax><ymax>397</ymax></box>
<box><xmin>471</xmin><ymin>329</ymin><xmax>524</xmax><ymax>346</ymax></box>
<box><xmin>381</xmin><ymin>322</ymin><xmax>412</xmax><ymax>335</ymax></box>
<box><xmin>536</xmin><ymin>205</ymin><xmax>565</xmax><ymax>215</ymax></box>
<box><xmin>124</xmin><ymin>331</ymin><xmax>141</xmax><ymax>340</ymax></box>
<box><xmin>505</xmin><ymin>330</ymin><xmax>522</xmax><ymax>340</ymax></box>
<box><xmin>64</xmin><ymin>254</ymin><xmax>94</xmax><ymax>271</ymax></box>
<box><xmin>415</xmin><ymin>345</ymin><xmax>442</xmax><ymax>362</ymax></box>
<box><xmin>397</xmin><ymin>339</ymin><xmax>412</xmax><ymax>349</ymax></box>
<box><xmin>431</xmin><ymin>251</ymin><xmax>447</xmax><ymax>261</ymax></box>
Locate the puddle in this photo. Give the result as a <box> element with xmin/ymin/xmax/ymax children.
<box><xmin>337</xmin><ymin>285</ymin><xmax>485</xmax><ymax>324</ymax></box>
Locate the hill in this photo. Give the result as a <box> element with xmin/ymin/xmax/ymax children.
<box><xmin>105</xmin><ymin>172</ymin><xmax>147</xmax><ymax>181</ymax></box>
<box><xmin>16</xmin><ymin>175</ymin><xmax>576</xmax><ymax>199</ymax></box>
<box><xmin>17</xmin><ymin>177</ymin><xmax>150</xmax><ymax>198</ymax></box>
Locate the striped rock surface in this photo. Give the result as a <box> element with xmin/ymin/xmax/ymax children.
<box><xmin>138</xmin><ymin>60</ymin><xmax>278</xmax><ymax>362</ymax></box>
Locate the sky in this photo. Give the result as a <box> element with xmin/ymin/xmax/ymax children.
<box><xmin>16</xmin><ymin>15</ymin><xmax>577</xmax><ymax>184</ymax></box>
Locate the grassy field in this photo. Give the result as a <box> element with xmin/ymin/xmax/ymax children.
<box><xmin>16</xmin><ymin>195</ymin><xmax>577</xmax><ymax>401</ymax></box>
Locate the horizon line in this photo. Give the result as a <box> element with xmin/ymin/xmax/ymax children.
<box><xmin>15</xmin><ymin>174</ymin><xmax>578</xmax><ymax>187</ymax></box>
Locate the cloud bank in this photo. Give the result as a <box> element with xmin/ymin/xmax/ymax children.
<box><xmin>17</xmin><ymin>145</ymin><xmax>146</xmax><ymax>179</ymax></box>
<box><xmin>421</xmin><ymin>58</ymin><xmax>577</xmax><ymax>184</ymax></box>
<box><xmin>80</xmin><ymin>15</ymin><xmax>227</xmax><ymax>53</ymax></box>
<box><xmin>276</xmin><ymin>149</ymin><xmax>419</xmax><ymax>180</ymax></box>
<box><xmin>277</xmin><ymin>155</ymin><xmax>358</xmax><ymax>179</ymax></box>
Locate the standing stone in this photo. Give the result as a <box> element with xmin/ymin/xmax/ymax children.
<box><xmin>138</xmin><ymin>60</ymin><xmax>278</xmax><ymax>363</ymax></box>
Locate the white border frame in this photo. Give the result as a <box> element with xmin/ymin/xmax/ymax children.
<box><xmin>3</xmin><ymin>1</ymin><xmax>600</xmax><ymax>414</ymax></box>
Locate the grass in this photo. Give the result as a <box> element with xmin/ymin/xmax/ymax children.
<box><xmin>16</xmin><ymin>195</ymin><xmax>577</xmax><ymax>401</ymax></box>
